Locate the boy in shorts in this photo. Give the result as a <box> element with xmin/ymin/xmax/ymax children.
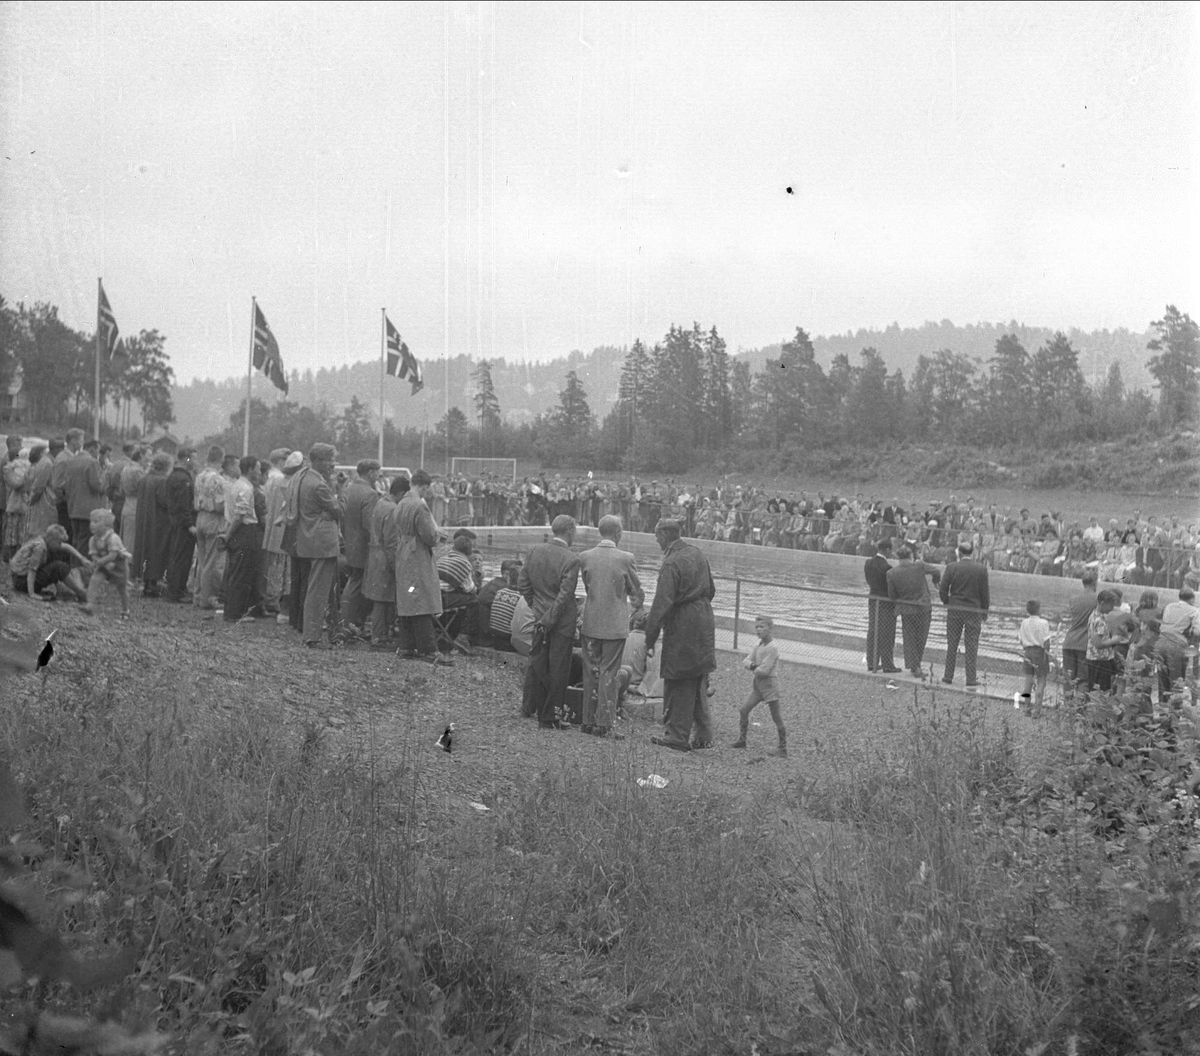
<box><xmin>1017</xmin><ymin>600</ymin><xmax>1052</xmax><ymax>709</ymax></box>
<box><xmin>84</xmin><ymin>508</ymin><xmax>132</xmax><ymax>619</ymax></box>
<box><xmin>732</xmin><ymin>616</ymin><xmax>786</xmax><ymax>757</ymax></box>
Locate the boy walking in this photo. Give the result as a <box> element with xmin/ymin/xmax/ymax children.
<box><xmin>731</xmin><ymin>616</ymin><xmax>786</xmax><ymax>757</ymax></box>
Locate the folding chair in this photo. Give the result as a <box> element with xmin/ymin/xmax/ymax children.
<box><xmin>434</xmin><ymin>594</ymin><xmax>477</xmax><ymax>656</ymax></box>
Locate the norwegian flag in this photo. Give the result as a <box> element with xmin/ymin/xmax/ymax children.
<box><xmin>252</xmin><ymin>302</ymin><xmax>289</xmax><ymax>394</ymax></box>
<box><xmin>98</xmin><ymin>281</ymin><xmax>122</xmax><ymax>360</ymax></box>
<box><xmin>384</xmin><ymin>313</ymin><xmax>423</xmax><ymax>394</ymax></box>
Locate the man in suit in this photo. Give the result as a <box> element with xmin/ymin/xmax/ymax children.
<box><xmin>646</xmin><ymin>517</ymin><xmax>717</xmax><ymax>752</ymax></box>
<box><xmin>295</xmin><ymin>443</ymin><xmax>342</xmax><ymax>648</ymax></box>
<box><xmin>518</xmin><ymin>514</ymin><xmax>580</xmax><ymax>728</ymax></box>
<box><xmin>578</xmin><ymin>514</ymin><xmax>644</xmax><ymax>738</ymax></box>
<box><xmin>61</xmin><ymin>431</ymin><xmax>107</xmax><ymax>553</ymax></box>
<box><xmin>939</xmin><ymin>539</ymin><xmax>990</xmax><ymax>687</ymax></box>
<box><xmin>864</xmin><ymin>537</ymin><xmax>900</xmax><ymax>673</ymax></box>
<box><xmin>887</xmin><ymin>545</ymin><xmax>941</xmax><ymax>679</ymax></box>
<box><xmin>340</xmin><ymin>458</ymin><xmax>381</xmax><ymax>632</ymax></box>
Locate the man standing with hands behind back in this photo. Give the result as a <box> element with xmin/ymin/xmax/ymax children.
<box><xmin>646</xmin><ymin>517</ymin><xmax>717</xmax><ymax>752</ymax></box>
<box><xmin>578</xmin><ymin>515</ymin><xmax>644</xmax><ymax>739</ymax></box>
<box><xmin>518</xmin><ymin>514</ymin><xmax>581</xmax><ymax>729</ymax></box>
<box><xmin>939</xmin><ymin>539</ymin><xmax>990</xmax><ymax>687</ymax></box>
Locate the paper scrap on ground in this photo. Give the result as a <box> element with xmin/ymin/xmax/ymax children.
<box><xmin>636</xmin><ymin>775</ymin><xmax>669</xmax><ymax>789</ymax></box>
<box><xmin>469</xmin><ymin>802</ymin><xmax>490</xmax><ymax>812</ymax></box>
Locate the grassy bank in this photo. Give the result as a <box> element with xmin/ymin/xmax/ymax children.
<box><xmin>2</xmin><ymin>603</ymin><xmax>1198</xmax><ymax>1054</ymax></box>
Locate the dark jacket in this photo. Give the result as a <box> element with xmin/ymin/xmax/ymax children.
<box><xmin>645</xmin><ymin>539</ymin><xmax>716</xmax><ymax>680</ymax></box>
<box><xmin>519</xmin><ymin>538</ymin><xmax>580</xmax><ymax>637</ymax></box>
<box><xmin>938</xmin><ymin>559</ymin><xmax>990</xmax><ymax>612</ymax></box>
<box><xmin>340</xmin><ymin>479</ymin><xmax>379</xmax><ymax>569</ymax></box>
<box><xmin>886</xmin><ymin>560</ymin><xmax>940</xmax><ymax>608</ymax></box>
<box><xmin>165</xmin><ymin>467</ymin><xmax>195</xmax><ymax>528</ymax></box>
<box><xmin>864</xmin><ymin>554</ymin><xmax>892</xmax><ymax>598</ymax></box>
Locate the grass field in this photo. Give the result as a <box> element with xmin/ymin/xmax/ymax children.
<box><xmin>3</xmin><ymin>590</ymin><xmax>1198</xmax><ymax>1054</ymax></box>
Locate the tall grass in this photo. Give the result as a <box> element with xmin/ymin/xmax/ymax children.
<box><xmin>1</xmin><ymin>655</ymin><xmax>784</xmax><ymax>1054</ymax></box>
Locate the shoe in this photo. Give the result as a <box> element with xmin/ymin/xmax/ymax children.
<box><xmin>882</xmin><ymin>667</ymin><xmax>902</xmax><ymax>674</ymax></box>
<box><xmin>965</xmin><ymin>682</ymin><xmax>981</xmax><ymax>689</ymax></box>
<box><xmin>768</xmin><ymin>747</ymin><xmax>788</xmax><ymax>758</ymax></box>
<box><xmin>538</xmin><ymin>720</ymin><xmax>572</xmax><ymax>730</ymax></box>
<box><xmin>690</xmin><ymin>740</ymin><xmax>714</xmax><ymax>750</ymax></box>
<box><xmin>941</xmin><ymin>678</ymin><xmax>954</xmax><ymax>686</ymax></box>
<box><xmin>276</xmin><ymin>614</ymin><xmax>289</xmax><ymax>625</ymax></box>
<box><xmin>397</xmin><ymin>650</ymin><xmax>420</xmax><ymax>659</ymax></box>
<box><xmin>303</xmin><ymin>640</ymin><xmax>328</xmax><ymax>650</ymax></box>
<box><xmin>237</xmin><ymin>615</ymin><xmax>256</xmax><ymax>624</ymax></box>
<box><xmin>586</xmin><ymin>726</ymin><xmax>625</xmax><ymax>740</ymax></box>
<box><xmin>581</xmin><ymin>725</ymin><xmax>594</xmax><ymax>734</ymax></box>
<box><xmin>731</xmin><ymin>737</ymin><xmax>747</xmax><ymax>748</ymax></box>
<box><xmin>650</xmin><ymin>736</ymin><xmax>691</xmax><ymax>753</ymax></box>
<box><xmin>420</xmin><ymin>653</ymin><xmax>454</xmax><ymax>666</ymax></box>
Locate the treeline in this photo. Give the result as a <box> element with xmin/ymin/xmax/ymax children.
<box><xmin>0</xmin><ymin>296</ymin><xmax>175</xmax><ymax>436</ymax></box>
<box><xmin>201</xmin><ymin>306</ymin><xmax>1198</xmax><ymax>475</ymax></box>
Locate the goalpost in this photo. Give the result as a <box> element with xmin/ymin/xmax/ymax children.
<box><xmin>450</xmin><ymin>456</ymin><xmax>517</xmax><ymax>483</ymax></box>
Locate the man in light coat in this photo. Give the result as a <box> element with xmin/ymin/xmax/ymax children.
<box><xmin>260</xmin><ymin>448</ymin><xmax>291</xmax><ymax>619</ymax></box>
<box><xmin>294</xmin><ymin>443</ymin><xmax>342</xmax><ymax>648</ymax></box>
<box><xmin>340</xmin><ymin>459</ymin><xmax>381</xmax><ymax>632</ymax></box>
<box><xmin>645</xmin><ymin>517</ymin><xmax>716</xmax><ymax>752</ymax></box>
<box><xmin>578</xmin><ymin>515</ymin><xmax>643</xmax><ymax>738</ymax></box>
<box><xmin>392</xmin><ymin>469</ymin><xmax>449</xmax><ymax>663</ymax></box>
<box><xmin>518</xmin><ymin>514</ymin><xmax>580</xmax><ymax>728</ymax></box>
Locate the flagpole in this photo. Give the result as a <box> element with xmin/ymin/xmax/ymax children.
<box><xmin>244</xmin><ymin>297</ymin><xmax>255</xmax><ymax>457</ymax></box>
<box><xmin>420</xmin><ymin>399</ymin><xmax>427</xmax><ymax>469</ymax></box>
<box><xmin>94</xmin><ymin>278</ymin><xmax>102</xmax><ymax>442</ymax></box>
<box><xmin>379</xmin><ymin>309</ymin><xmax>386</xmax><ymax>466</ymax></box>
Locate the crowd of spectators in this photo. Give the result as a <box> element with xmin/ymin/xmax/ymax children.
<box><xmin>419</xmin><ymin>472</ymin><xmax>1198</xmax><ymax>589</ymax></box>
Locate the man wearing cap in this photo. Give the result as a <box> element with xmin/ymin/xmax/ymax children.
<box><xmin>578</xmin><ymin>515</ymin><xmax>644</xmax><ymax>738</ymax></box>
<box><xmin>294</xmin><ymin>443</ymin><xmax>342</xmax><ymax>647</ymax></box>
<box><xmin>864</xmin><ymin>537</ymin><xmax>900</xmax><ymax>673</ymax></box>
<box><xmin>938</xmin><ymin>540</ymin><xmax>990</xmax><ymax>687</ymax></box>
<box><xmin>645</xmin><ymin>517</ymin><xmax>716</xmax><ymax>751</ymax></box>
<box><xmin>340</xmin><ymin>459</ymin><xmax>381</xmax><ymax>633</ymax></box>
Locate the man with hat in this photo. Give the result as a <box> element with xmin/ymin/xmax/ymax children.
<box><xmin>340</xmin><ymin>459</ymin><xmax>381</xmax><ymax>633</ymax></box>
<box><xmin>645</xmin><ymin>517</ymin><xmax>716</xmax><ymax>751</ymax></box>
<box><xmin>938</xmin><ymin>539</ymin><xmax>990</xmax><ymax>687</ymax></box>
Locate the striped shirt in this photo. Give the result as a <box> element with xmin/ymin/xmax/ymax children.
<box><xmin>437</xmin><ymin>550</ymin><xmax>476</xmax><ymax>593</ymax></box>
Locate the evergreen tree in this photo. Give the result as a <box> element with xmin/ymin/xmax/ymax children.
<box><xmin>1147</xmin><ymin>305</ymin><xmax>1199</xmax><ymax>427</ymax></box>
<box><xmin>766</xmin><ymin>326</ymin><xmax>826</xmax><ymax>446</ymax></box>
<box><xmin>701</xmin><ymin>326</ymin><xmax>732</xmax><ymax>449</ymax></box>
<box><xmin>554</xmin><ymin>370</ymin><xmax>593</xmax><ymax>440</ymax></box>
<box><xmin>849</xmin><ymin>347</ymin><xmax>892</xmax><ymax>443</ymax></box>
<box><xmin>337</xmin><ymin>395</ymin><xmax>373</xmax><ymax>456</ymax></box>
<box><xmin>985</xmin><ymin>333</ymin><xmax>1032</xmax><ymax>444</ymax></box>
<box><xmin>729</xmin><ymin>359</ymin><xmax>753</xmax><ymax>442</ymax></box>
<box><xmin>615</xmin><ymin>339</ymin><xmax>651</xmax><ymax>455</ymax></box>
<box><xmin>1030</xmin><ymin>331</ymin><xmax>1086</xmax><ymax>434</ymax></box>
<box><xmin>472</xmin><ymin>359</ymin><xmax>502</xmax><ymax>432</ymax></box>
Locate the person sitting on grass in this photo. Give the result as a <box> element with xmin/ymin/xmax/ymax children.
<box><xmin>731</xmin><ymin>615</ymin><xmax>786</xmax><ymax>757</ymax></box>
<box><xmin>9</xmin><ymin>524</ymin><xmax>89</xmax><ymax>603</ymax></box>
<box><xmin>1016</xmin><ymin>600</ymin><xmax>1053</xmax><ymax>710</ymax></box>
<box><xmin>83</xmin><ymin>508</ymin><xmax>132</xmax><ymax>619</ymax></box>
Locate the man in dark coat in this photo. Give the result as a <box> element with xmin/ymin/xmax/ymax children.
<box><xmin>938</xmin><ymin>539</ymin><xmax>990</xmax><ymax>687</ymax></box>
<box><xmin>887</xmin><ymin>545</ymin><xmax>941</xmax><ymax>679</ymax></box>
<box><xmin>518</xmin><ymin>514</ymin><xmax>580</xmax><ymax>727</ymax></box>
<box><xmin>163</xmin><ymin>448</ymin><xmax>197</xmax><ymax>602</ymax></box>
<box><xmin>646</xmin><ymin>517</ymin><xmax>716</xmax><ymax>752</ymax></box>
<box><xmin>340</xmin><ymin>458</ymin><xmax>380</xmax><ymax>631</ymax></box>
<box><xmin>864</xmin><ymin>537</ymin><xmax>900</xmax><ymax>673</ymax></box>
<box><xmin>131</xmin><ymin>452</ymin><xmax>173</xmax><ymax>595</ymax></box>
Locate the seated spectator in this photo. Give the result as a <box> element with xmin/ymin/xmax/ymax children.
<box><xmin>1161</xmin><ymin>587</ymin><xmax>1200</xmax><ymax>641</ymax></box>
<box><xmin>475</xmin><ymin>559</ymin><xmax>521</xmax><ymax>646</ymax></box>
<box><xmin>436</xmin><ymin>535</ymin><xmax>478</xmax><ymax>646</ymax></box>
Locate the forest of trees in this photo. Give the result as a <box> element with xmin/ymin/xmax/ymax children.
<box><xmin>0</xmin><ymin>296</ymin><xmax>175</xmax><ymax>437</ymax></box>
<box><xmin>195</xmin><ymin>306</ymin><xmax>1197</xmax><ymax>477</ymax></box>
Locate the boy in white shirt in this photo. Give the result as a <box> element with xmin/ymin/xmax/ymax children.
<box><xmin>732</xmin><ymin>616</ymin><xmax>786</xmax><ymax>756</ymax></box>
<box><xmin>84</xmin><ymin>508</ymin><xmax>132</xmax><ymax>619</ymax></box>
<box><xmin>1017</xmin><ymin>600</ymin><xmax>1053</xmax><ymax>709</ymax></box>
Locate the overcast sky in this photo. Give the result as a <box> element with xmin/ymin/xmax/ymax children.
<box><xmin>1</xmin><ymin>1</ymin><xmax>1196</xmax><ymax>383</ymax></box>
